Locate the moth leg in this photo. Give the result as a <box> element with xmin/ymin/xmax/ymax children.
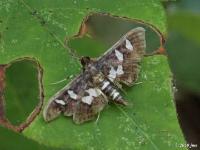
<box><xmin>95</xmin><ymin>111</ymin><xmax>101</xmax><ymax>124</ymax></box>
<box><xmin>50</xmin><ymin>75</ymin><xmax>75</xmax><ymax>85</ymax></box>
<box><xmin>134</xmin><ymin>81</ymin><xmax>143</xmax><ymax>85</ymax></box>
<box><xmin>113</xmin><ymin>80</ymin><xmax>122</xmax><ymax>89</ymax></box>
<box><xmin>111</xmin><ymin>79</ymin><xmax>128</xmax><ymax>96</ymax></box>
<box><xmin>50</xmin><ymin>78</ymin><xmax>67</xmax><ymax>85</ymax></box>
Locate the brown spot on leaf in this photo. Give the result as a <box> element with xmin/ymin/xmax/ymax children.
<box><xmin>157</xmin><ymin>46</ymin><xmax>166</xmax><ymax>54</ymax></box>
<box><xmin>0</xmin><ymin>65</ymin><xmax>6</xmax><ymax>120</ymax></box>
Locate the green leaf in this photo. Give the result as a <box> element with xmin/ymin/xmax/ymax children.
<box><xmin>0</xmin><ymin>126</ymin><xmax>63</xmax><ymax>150</ymax></box>
<box><xmin>0</xmin><ymin>0</ymin><xmax>186</xmax><ymax>150</ymax></box>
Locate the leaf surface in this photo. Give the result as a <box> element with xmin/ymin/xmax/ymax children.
<box><xmin>0</xmin><ymin>0</ymin><xmax>186</xmax><ymax>149</ymax></box>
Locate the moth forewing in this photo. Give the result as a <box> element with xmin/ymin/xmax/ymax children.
<box><xmin>43</xmin><ymin>74</ymin><xmax>82</xmax><ymax>122</ymax></box>
<box><xmin>97</xmin><ymin>27</ymin><xmax>146</xmax><ymax>86</ymax></box>
<box><xmin>97</xmin><ymin>27</ymin><xmax>146</xmax><ymax>61</ymax></box>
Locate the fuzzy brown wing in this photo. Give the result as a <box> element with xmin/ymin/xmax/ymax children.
<box><xmin>97</xmin><ymin>27</ymin><xmax>146</xmax><ymax>86</ymax></box>
<box><xmin>43</xmin><ymin>72</ymin><xmax>108</xmax><ymax>124</ymax></box>
<box><xmin>73</xmin><ymin>92</ymin><xmax>107</xmax><ymax>124</ymax></box>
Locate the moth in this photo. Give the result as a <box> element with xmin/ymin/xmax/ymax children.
<box><xmin>43</xmin><ymin>27</ymin><xmax>146</xmax><ymax>124</ymax></box>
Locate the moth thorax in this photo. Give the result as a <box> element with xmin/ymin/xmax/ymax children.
<box><xmin>92</xmin><ymin>73</ymin><xmax>104</xmax><ymax>84</ymax></box>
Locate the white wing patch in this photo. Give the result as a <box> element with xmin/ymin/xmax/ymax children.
<box><xmin>55</xmin><ymin>99</ymin><xmax>66</xmax><ymax>105</ymax></box>
<box><xmin>101</xmin><ymin>81</ymin><xmax>110</xmax><ymax>90</ymax></box>
<box><xmin>82</xmin><ymin>96</ymin><xmax>93</xmax><ymax>105</ymax></box>
<box><xmin>81</xmin><ymin>88</ymin><xmax>101</xmax><ymax>105</ymax></box>
<box><xmin>108</xmin><ymin>65</ymin><xmax>124</xmax><ymax>81</ymax></box>
<box><xmin>108</xmin><ymin>66</ymin><xmax>117</xmax><ymax>81</ymax></box>
<box><xmin>117</xmin><ymin>65</ymin><xmax>124</xmax><ymax>75</ymax></box>
<box><xmin>68</xmin><ymin>90</ymin><xmax>78</xmax><ymax>100</ymax></box>
<box><xmin>125</xmin><ymin>39</ymin><xmax>133</xmax><ymax>51</ymax></box>
<box><xmin>86</xmin><ymin>88</ymin><xmax>101</xmax><ymax>97</ymax></box>
<box><xmin>115</xmin><ymin>49</ymin><xmax>123</xmax><ymax>61</ymax></box>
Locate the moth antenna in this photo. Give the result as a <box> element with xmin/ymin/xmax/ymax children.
<box><xmin>118</xmin><ymin>86</ymin><xmax>127</xmax><ymax>95</ymax></box>
<box><xmin>95</xmin><ymin>112</ymin><xmax>101</xmax><ymax>124</ymax></box>
<box><xmin>50</xmin><ymin>75</ymin><xmax>75</xmax><ymax>85</ymax></box>
<box><xmin>134</xmin><ymin>81</ymin><xmax>143</xmax><ymax>85</ymax></box>
<box><xmin>50</xmin><ymin>78</ymin><xmax>67</xmax><ymax>85</ymax></box>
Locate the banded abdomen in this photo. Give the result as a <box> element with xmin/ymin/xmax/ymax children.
<box><xmin>99</xmin><ymin>79</ymin><xmax>127</xmax><ymax>105</ymax></box>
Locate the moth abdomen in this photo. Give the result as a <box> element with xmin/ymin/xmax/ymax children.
<box><xmin>100</xmin><ymin>79</ymin><xmax>127</xmax><ymax>105</ymax></box>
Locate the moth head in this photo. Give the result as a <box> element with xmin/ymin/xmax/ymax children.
<box><xmin>80</xmin><ymin>56</ymin><xmax>92</xmax><ymax>67</ymax></box>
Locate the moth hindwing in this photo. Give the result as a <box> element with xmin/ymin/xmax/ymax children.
<box><xmin>43</xmin><ymin>27</ymin><xmax>146</xmax><ymax>124</ymax></box>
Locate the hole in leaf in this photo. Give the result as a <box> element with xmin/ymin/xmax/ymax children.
<box><xmin>4</xmin><ymin>59</ymin><xmax>41</xmax><ymax>126</ymax></box>
<box><xmin>68</xmin><ymin>14</ymin><xmax>163</xmax><ymax>58</ymax></box>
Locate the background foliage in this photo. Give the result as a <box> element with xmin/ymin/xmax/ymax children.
<box><xmin>165</xmin><ymin>0</ymin><xmax>200</xmax><ymax>147</ymax></box>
